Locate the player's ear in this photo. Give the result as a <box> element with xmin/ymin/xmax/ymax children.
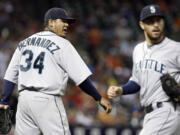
<box><xmin>48</xmin><ymin>19</ymin><xmax>54</xmax><ymax>29</ymax></box>
<box><xmin>139</xmin><ymin>21</ymin><xmax>144</xmax><ymax>30</ymax></box>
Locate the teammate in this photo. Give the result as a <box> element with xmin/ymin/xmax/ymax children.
<box><xmin>0</xmin><ymin>7</ymin><xmax>112</xmax><ymax>135</ymax></box>
<box><xmin>107</xmin><ymin>4</ymin><xmax>180</xmax><ymax>135</ymax></box>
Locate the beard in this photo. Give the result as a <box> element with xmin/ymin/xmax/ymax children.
<box><xmin>146</xmin><ymin>30</ymin><xmax>164</xmax><ymax>43</ymax></box>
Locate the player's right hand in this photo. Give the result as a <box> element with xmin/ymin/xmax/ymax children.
<box><xmin>0</xmin><ymin>104</ymin><xmax>9</xmax><ymax>109</ymax></box>
<box><xmin>107</xmin><ymin>86</ymin><xmax>123</xmax><ymax>99</ymax></box>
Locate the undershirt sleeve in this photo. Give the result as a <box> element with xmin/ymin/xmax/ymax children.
<box><xmin>122</xmin><ymin>80</ymin><xmax>140</xmax><ymax>95</ymax></box>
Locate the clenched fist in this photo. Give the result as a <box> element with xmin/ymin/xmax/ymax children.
<box><xmin>107</xmin><ymin>86</ymin><xmax>123</xmax><ymax>99</ymax></box>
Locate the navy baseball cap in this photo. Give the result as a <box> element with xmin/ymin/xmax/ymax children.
<box><xmin>140</xmin><ymin>4</ymin><xmax>165</xmax><ymax>21</ymax></box>
<box><xmin>44</xmin><ymin>7</ymin><xmax>76</xmax><ymax>24</ymax></box>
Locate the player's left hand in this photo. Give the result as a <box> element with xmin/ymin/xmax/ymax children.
<box><xmin>0</xmin><ymin>104</ymin><xmax>9</xmax><ymax>109</ymax></box>
<box><xmin>99</xmin><ymin>97</ymin><xmax>112</xmax><ymax>113</ymax></box>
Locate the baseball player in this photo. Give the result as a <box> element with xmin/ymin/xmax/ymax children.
<box><xmin>107</xmin><ymin>4</ymin><xmax>180</xmax><ymax>135</ymax></box>
<box><xmin>0</xmin><ymin>7</ymin><xmax>112</xmax><ymax>135</ymax></box>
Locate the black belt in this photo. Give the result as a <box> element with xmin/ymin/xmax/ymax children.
<box><xmin>144</xmin><ymin>102</ymin><xmax>163</xmax><ymax>113</ymax></box>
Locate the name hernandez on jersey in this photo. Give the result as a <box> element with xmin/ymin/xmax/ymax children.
<box><xmin>18</xmin><ymin>37</ymin><xmax>60</xmax><ymax>54</ymax></box>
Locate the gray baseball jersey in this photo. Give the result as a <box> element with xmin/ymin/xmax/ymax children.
<box><xmin>4</xmin><ymin>31</ymin><xmax>92</xmax><ymax>95</ymax></box>
<box><xmin>130</xmin><ymin>37</ymin><xmax>180</xmax><ymax>107</ymax></box>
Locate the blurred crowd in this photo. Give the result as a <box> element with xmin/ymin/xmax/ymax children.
<box><xmin>0</xmin><ymin>0</ymin><xmax>180</xmax><ymax>131</ymax></box>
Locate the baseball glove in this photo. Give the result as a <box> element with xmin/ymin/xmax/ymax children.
<box><xmin>160</xmin><ymin>73</ymin><xmax>180</xmax><ymax>103</ymax></box>
<box><xmin>0</xmin><ymin>108</ymin><xmax>12</xmax><ymax>134</ymax></box>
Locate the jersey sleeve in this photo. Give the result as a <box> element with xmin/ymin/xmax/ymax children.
<box><xmin>4</xmin><ymin>48</ymin><xmax>21</xmax><ymax>84</ymax></box>
<box><xmin>129</xmin><ymin>47</ymin><xmax>140</xmax><ymax>85</ymax></box>
<box><xmin>59</xmin><ymin>41</ymin><xmax>92</xmax><ymax>85</ymax></box>
<box><xmin>176</xmin><ymin>44</ymin><xmax>180</xmax><ymax>69</ymax></box>
<box><xmin>129</xmin><ymin>66</ymin><xmax>139</xmax><ymax>84</ymax></box>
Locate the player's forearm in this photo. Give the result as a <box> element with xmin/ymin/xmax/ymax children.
<box><xmin>79</xmin><ymin>78</ymin><xmax>102</xmax><ymax>101</ymax></box>
<box><xmin>122</xmin><ymin>81</ymin><xmax>140</xmax><ymax>95</ymax></box>
<box><xmin>0</xmin><ymin>79</ymin><xmax>16</xmax><ymax>105</ymax></box>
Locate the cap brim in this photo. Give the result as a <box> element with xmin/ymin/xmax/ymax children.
<box><xmin>63</xmin><ymin>18</ymin><xmax>76</xmax><ymax>24</ymax></box>
<box><xmin>141</xmin><ymin>14</ymin><xmax>164</xmax><ymax>21</ymax></box>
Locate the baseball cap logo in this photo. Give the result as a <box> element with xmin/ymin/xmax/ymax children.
<box><xmin>150</xmin><ymin>6</ymin><xmax>156</xmax><ymax>13</ymax></box>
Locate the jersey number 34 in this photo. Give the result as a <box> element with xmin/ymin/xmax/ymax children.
<box><xmin>20</xmin><ymin>49</ymin><xmax>45</xmax><ymax>74</ymax></box>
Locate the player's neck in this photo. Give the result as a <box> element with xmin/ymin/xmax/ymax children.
<box><xmin>146</xmin><ymin>35</ymin><xmax>165</xmax><ymax>46</ymax></box>
<box><xmin>44</xmin><ymin>27</ymin><xmax>53</xmax><ymax>32</ymax></box>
